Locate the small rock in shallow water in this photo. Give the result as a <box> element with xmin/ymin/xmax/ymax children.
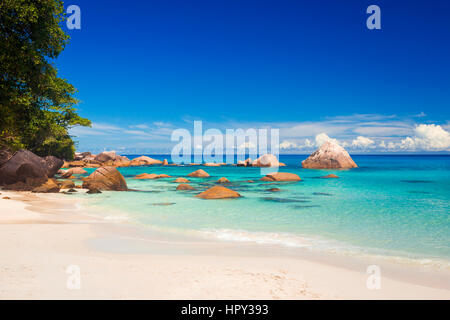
<box><xmin>321</xmin><ymin>174</ymin><xmax>339</xmax><ymax>179</ymax></box>
<box><xmin>196</xmin><ymin>186</ymin><xmax>241</xmax><ymax>199</ymax></box>
<box><xmin>3</xmin><ymin>196</ymin><xmax>10</xmax><ymax>199</ymax></box>
<box><xmin>292</xmin><ymin>205</ymin><xmax>321</xmax><ymax>209</ymax></box>
<box><xmin>176</xmin><ymin>184</ymin><xmax>195</xmax><ymax>191</ymax></box>
<box><xmin>188</xmin><ymin>169</ymin><xmax>210</xmax><ymax>178</ymax></box>
<box><xmin>87</xmin><ymin>188</ymin><xmax>102</xmax><ymax>194</ymax></box>
<box><xmin>260</xmin><ymin>172</ymin><xmax>301</xmax><ymax>182</ymax></box>
<box><xmin>266</xmin><ymin>188</ymin><xmax>281</xmax><ymax>192</ymax></box>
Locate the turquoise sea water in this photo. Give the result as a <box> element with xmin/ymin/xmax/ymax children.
<box><xmin>80</xmin><ymin>155</ymin><xmax>450</xmax><ymax>265</ymax></box>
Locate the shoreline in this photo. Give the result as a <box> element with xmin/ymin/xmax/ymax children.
<box><xmin>0</xmin><ymin>190</ymin><xmax>449</xmax><ymax>299</ymax></box>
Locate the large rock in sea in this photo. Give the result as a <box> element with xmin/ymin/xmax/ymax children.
<box><xmin>187</xmin><ymin>169</ymin><xmax>210</xmax><ymax>178</ymax></box>
<box><xmin>302</xmin><ymin>141</ymin><xmax>357</xmax><ymax>169</ymax></box>
<box><xmin>195</xmin><ymin>186</ymin><xmax>241</xmax><ymax>199</ymax></box>
<box><xmin>251</xmin><ymin>154</ymin><xmax>279</xmax><ymax>167</ymax></box>
<box><xmin>0</xmin><ymin>150</ymin><xmax>62</xmax><ymax>185</ymax></box>
<box><xmin>130</xmin><ymin>156</ymin><xmax>163</xmax><ymax>166</ymax></box>
<box><xmin>260</xmin><ymin>172</ymin><xmax>301</xmax><ymax>182</ymax></box>
<box><xmin>82</xmin><ymin>166</ymin><xmax>128</xmax><ymax>191</ymax></box>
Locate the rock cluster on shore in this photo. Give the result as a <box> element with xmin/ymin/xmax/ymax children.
<box><xmin>301</xmin><ymin>141</ymin><xmax>357</xmax><ymax>169</ymax></box>
<box><xmin>0</xmin><ymin>148</ymin><xmax>349</xmax><ymax>198</ymax></box>
<box><xmin>66</xmin><ymin>151</ymin><xmax>132</xmax><ymax>168</ymax></box>
<box><xmin>0</xmin><ymin>150</ymin><xmax>63</xmax><ymax>192</ymax></box>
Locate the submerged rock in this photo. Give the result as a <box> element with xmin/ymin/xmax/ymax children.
<box><xmin>195</xmin><ymin>186</ymin><xmax>241</xmax><ymax>199</ymax></box>
<box><xmin>217</xmin><ymin>177</ymin><xmax>230</xmax><ymax>183</ymax></box>
<box><xmin>302</xmin><ymin>141</ymin><xmax>357</xmax><ymax>169</ymax></box>
<box><xmin>174</xmin><ymin>177</ymin><xmax>190</xmax><ymax>183</ymax></box>
<box><xmin>312</xmin><ymin>192</ymin><xmax>333</xmax><ymax>196</ymax></box>
<box><xmin>188</xmin><ymin>169</ymin><xmax>210</xmax><ymax>178</ymax></box>
<box><xmin>176</xmin><ymin>184</ymin><xmax>195</xmax><ymax>191</ymax></box>
<box><xmin>261</xmin><ymin>197</ymin><xmax>309</xmax><ymax>203</ymax></box>
<box><xmin>266</xmin><ymin>188</ymin><xmax>281</xmax><ymax>192</ymax></box>
<box><xmin>321</xmin><ymin>174</ymin><xmax>339</xmax><ymax>179</ymax></box>
<box><xmin>82</xmin><ymin>166</ymin><xmax>127</xmax><ymax>191</ymax></box>
<box><xmin>401</xmin><ymin>180</ymin><xmax>433</xmax><ymax>183</ymax></box>
<box><xmin>260</xmin><ymin>172</ymin><xmax>301</xmax><ymax>182</ymax></box>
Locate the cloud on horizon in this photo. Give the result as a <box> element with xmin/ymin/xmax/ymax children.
<box><xmin>69</xmin><ymin>114</ymin><xmax>450</xmax><ymax>154</ymax></box>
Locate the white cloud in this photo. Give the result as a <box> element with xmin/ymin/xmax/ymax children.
<box><xmin>315</xmin><ymin>133</ymin><xmax>339</xmax><ymax>147</ymax></box>
<box><xmin>304</xmin><ymin>138</ymin><xmax>314</xmax><ymax>148</ymax></box>
<box><xmin>353</xmin><ymin>125</ymin><xmax>412</xmax><ymax>137</ymax></box>
<box><xmin>413</xmin><ymin>112</ymin><xmax>427</xmax><ymax>118</ymax></box>
<box><xmin>70</xmin><ymin>116</ymin><xmax>450</xmax><ymax>154</ymax></box>
<box><xmin>397</xmin><ymin>124</ymin><xmax>450</xmax><ymax>151</ymax></box>
<box><xmin>279</xmin><ymin>141</ymin><xmax>298</xmax><ymax>150</ymax></box>
<box><xmin>352</xmin><ymin>136</ymin><xmax>375</xmax><ymax>148</ymax></box>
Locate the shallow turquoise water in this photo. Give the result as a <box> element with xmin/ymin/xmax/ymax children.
<box><xmin>80</xmin><ymin>155</ymin><xmax>450</xmax><ymax>264</ymax></box>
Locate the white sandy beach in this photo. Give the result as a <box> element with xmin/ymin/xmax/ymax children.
<box><xmin>0</xmin><ymin>190</ymin><xmax>449</xmax><ymax>300</ymax></box>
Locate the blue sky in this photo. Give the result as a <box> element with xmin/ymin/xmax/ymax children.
<box><xmin>59</xmin><ymin>0</ymin><xmax>450</xmax><ymax>153</ymax></box>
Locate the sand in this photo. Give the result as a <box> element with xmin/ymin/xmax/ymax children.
<box><xmin>0</xmin><ymin>190</ymin><xmax>449</xmax><ymax>300</ymax></box>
